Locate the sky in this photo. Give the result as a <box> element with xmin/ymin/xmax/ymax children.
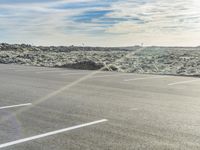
<box><xmin>0</xmin><ymin>0</ymin><xmax>200</xmax><ymax>46</ymax></box>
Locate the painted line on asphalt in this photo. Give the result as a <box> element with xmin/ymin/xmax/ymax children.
<box><xmin>0</xmin><ymin>103</ymin><xmax>32</xmax><ymax>110</ymax></box>
<box><xmin>60</xmin><ymin>72</ymin><xmax>90</xmax><ymax>76</ymax></box>
<box><xmin>91</xmin><ymin>74</ymin><xmax>134</xmax><ymax>78</ymax></box>
<box><xmin>168</xmin><ymin>79</ymin><xmax>200</xmax><ymax>86</ymax></box>
<box><xmin>130</xmin><ymin>108</ymin><xmax>139</xmax><ymax>111</ymax></box>
<box><xmin>14</xmin><ymin>68</ymin><xmax>53</xmax><ymax>72</ymax></box>
<box><xmin>36</xmin><ymin>70</ymin><xmax>72</xmax><ymax>74</ymax></box>
<box><xmin>124</xmin><ymin>76</ymin><xmax>167</xmax><ymax>82</ymax></box>
<box><xmin>0</xmin><ymin>119</ymin><xmax>108</xmax><ymax>149</ymax></box>
<box><xmin>0</xmin><ymin>68</ymin><xmax>21</xmax><ymax>70</ymax></box>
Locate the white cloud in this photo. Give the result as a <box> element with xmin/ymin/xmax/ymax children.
<box><xmin>0</xmin><ymin>0</ymin><xmax>200</xmax><ymax>46</ymax></box>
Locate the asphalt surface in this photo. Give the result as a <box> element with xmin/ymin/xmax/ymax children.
<box><xmin>0</xmin><ymin>64</ymin><xmax>200</xmax><ymax>150</ymax></box>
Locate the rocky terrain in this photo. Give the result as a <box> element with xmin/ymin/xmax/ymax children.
<box><xmin>0</xmin><ymin>43</ymin><xmax>200</xmax><ymax>76</ymax></box>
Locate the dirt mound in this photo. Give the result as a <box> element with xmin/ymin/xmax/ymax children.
<box><xmin>59</xmin><ymin>60</ymin><xmax>104</xmax><ymax>70</ymax></box>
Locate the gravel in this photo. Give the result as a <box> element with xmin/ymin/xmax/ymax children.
<box><xmin>0</xmin><ymin>43</ymin><xmax>200</xmax><ymax>76</ymax></box>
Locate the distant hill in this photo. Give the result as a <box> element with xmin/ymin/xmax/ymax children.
<box><xmin>0</xmin><ymin>43</ymin><xmax>140</xmax><ymax>52</ymax></box>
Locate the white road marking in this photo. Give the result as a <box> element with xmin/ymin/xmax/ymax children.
<box><xmin>0</xmin><ymin>119</ymin><xmax>108</xmax><ymax>149</ymax></box>
<box><xmin>36</xmin><ymin>70</ymin><xmax>72</xmax><ymax>74</ymax></box>
<box><xmin>130</xmin><ymin>108</ymin><xmax>139</xmax><ymax>111</ymax></box>
<box><xmin>0</xmin><ymin>103</ymin><xmax>32</xmax><ymax>110</ymax></box>
<box><xmin>168</xmin><ymin>79</ymin><xmax>200</xmax><ymax>86</ymax></box>
<box><xmin>91</xmin><ymin>74</ymin><xmax>134</xmax><ymax>78</ymax></box>
<box><xmin>0</xmin><ymin>68</ymin><xmax>20</xmax><ymax>70</ymax></box>
<box><xmin>14</xmin><ymin>68</ymin><xmax>52</xmax><ymax>72</ymax></box>
<box><xmin>60</xmin><ymin>72</ymin><xmax>89</xmax><ymax>76</ymax></box>
<box><xmin>124</xmin><ymin>76</ymin><xmax>167</xmax><ymax>82</ymax></box>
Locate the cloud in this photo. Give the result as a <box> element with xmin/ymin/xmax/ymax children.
<box><xmin>0</xmin><ymin>0</ymin><xmax>200</xmax><ymax>46</ymax></box>
<box><xmin>53</xmin><ymin>1</ymin><xmax>110</xmax><ymax>9</ymax></box>
<box><xmin>73</xmin><ymin>10</ymin><xmax>113</xmax><ymax>24</ymax></box>
<box><xmin>0</xmin><ymin>0</ymin><xmax>56</xmax><ymax>3</ymax></box>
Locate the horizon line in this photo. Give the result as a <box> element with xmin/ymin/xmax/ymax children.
<box><xmin>1</xmin><ymin>42</ymin><xmax>200</xmax><ymax>48</ymax></box>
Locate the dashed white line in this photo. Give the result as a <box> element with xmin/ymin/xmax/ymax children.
<box><xmin>0</xmin><ymin>103</ymin><xmax>32</xmax><ymax>110</ymax></box>
<box><xmin>124</xmin><ymin>76</ymin><xmax>167</xmax><ymax>82</ymax></box>
<box><xmin>14</xmin><ymin>69</ymin><xmax>52</xmax><ymax>72</ymax></box>
<box><xmin>0</xmin><ymin>68</ymin><xmax>19</xmax><ymax>70</ymax></box>
<box><xmin>0</xmin><ymin>119</ymin><xmax>108</xmax><ymax>149</ymax></box>
<box><xmin>36</xmin><ymin>70</ymin><xmax>71</xmax><ymax>74</ymax></box>
<box><xmin>91</xmin><ymin>74</ymin><xmax>134</xmax><ymax>78</ymax></box>
<box><xmin>168</xmin><ymin>79</ymin><xmax>200</xmax><ymax>86</ymax></box>
<box><xmin>60</xmin><ymin>72</ymin><xmax>89</xmax><ymax>76</ymax></box>
<box><xmin>130</xmin><ymin>108</ymin><xmax>139</xmax><ymax>111</ymax></box>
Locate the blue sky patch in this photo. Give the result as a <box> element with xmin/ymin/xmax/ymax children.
<box><xmin>73</xmin><ymin>10</ymin><xmax>113</xmax><ymax>23</ymax></box>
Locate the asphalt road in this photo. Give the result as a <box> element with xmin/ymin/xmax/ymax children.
<box><xmin>0</xmin><ymin>64</ymin><xmax>200</xmax><ymax>150</ymax></box>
